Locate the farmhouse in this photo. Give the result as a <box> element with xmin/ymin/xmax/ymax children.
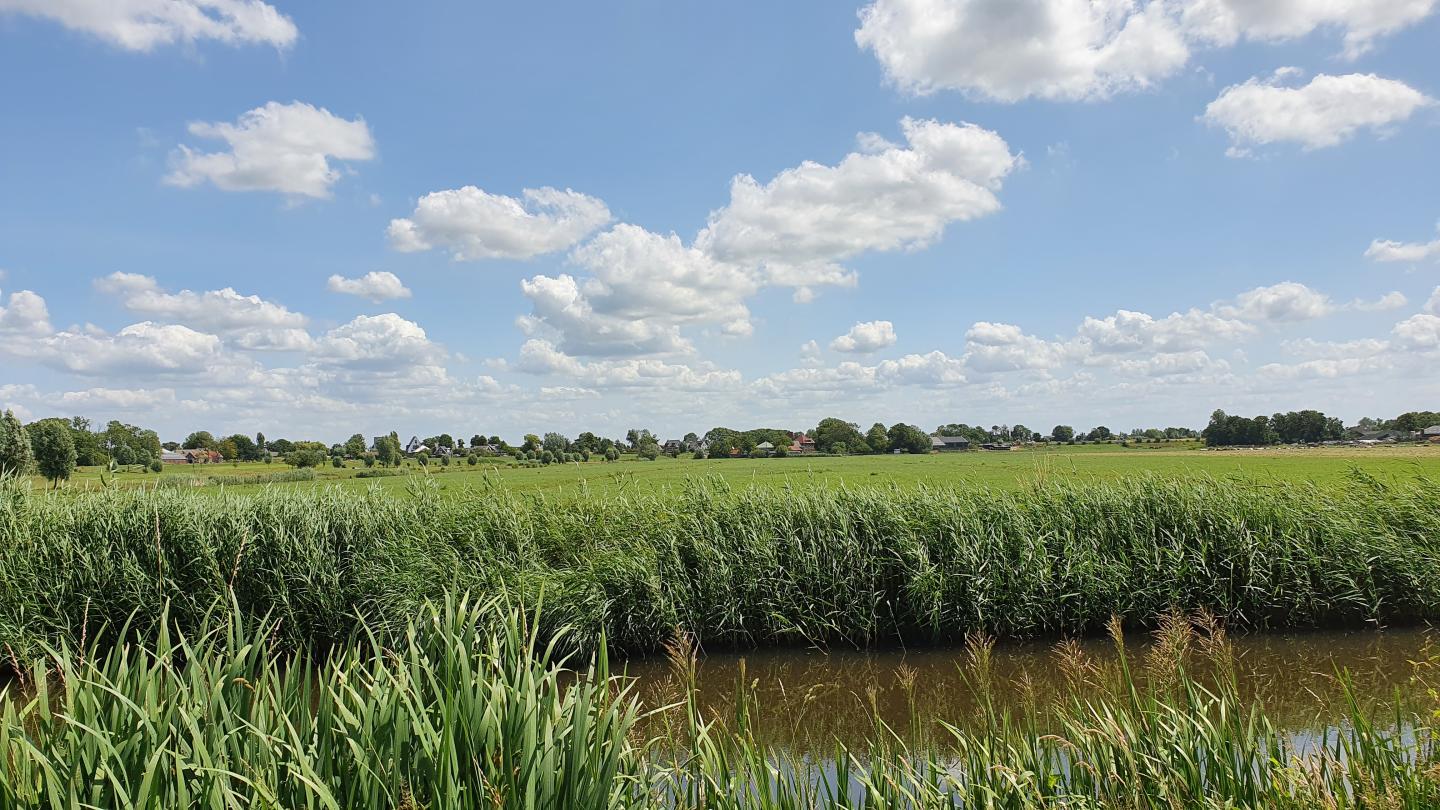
<box><xmin>662</xmin><ymin>439</ymin><xmax>683</xmax><ymax>454</ymax></box>
<box><xmin>1426</xmin><ymin>425</ymin><xmax>1440</xmax><ymax>438</ymax></box>
<box><xmin>755</xmin><ymin>441</ymin><xmax>775</xmax><ymax>455</ymax></box>
<box><xmin>788</xmin><ymin>434</ymin><xmax>817</xmax><ymax>454</ymax></box>
<box><xmin>181</xmin><ymin>448</ymin><xmax>221</xmax><ymax>463</ymax></box>
<box><xmin>930</xmin><ymin>435</ymin><xmax>970</xmax><ymax>452</ymax></box>
<box><xmin>160</xmin><ymin>450</ymin><xmax>189</xmax><ymax>464</ymax></box>
<box><xmin>403</xmin><ymin>436</ymin><xmax>426</xmax><ymax>455</ymax></box>
<box><xmin>1356</xmin><ymin>430</ymin><xmax>1408</xmax><ymax>443</ymax></box>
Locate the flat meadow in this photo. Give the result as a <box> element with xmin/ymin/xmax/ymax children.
<box><xmin>6</xmin><ymin>442</ymin><xmax>1440</xmax><ymax>807</ymax></box>
<box><xmin>39</xmin><ymin>440</ymin><xmax>1440</xmax><ymax>498</ymax></box>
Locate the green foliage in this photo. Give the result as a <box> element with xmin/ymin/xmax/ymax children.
<box><xmin>331</xmin><ymin>455</ymin><xmax>344</xmax><ymax>468</ymax></box>
<box><xmin>886</xmin><ymin>422</ymin><xmax>931</xmax><ymax>454</ymax></box>
<box><xmin>1268</xmin><ymin>410</ymin><xmax>1345</xmax><ymax>444</ymax></box>
<box><xmin>636</xmin><ymin>441</ymin><xmax>660</xmax><ymax>461</ymax></box>
<box><xmin>1</xmin><ymin>598</ymin><xmax>1438</xmax><ymax>809</ymax></box>
<box><xmin>284</xmin><ymin>448</ymin><xmax>327</xmax><ymax>468</ymax></box>
<box><xmin>29</xmin><ymin>419</ymin><xmax>76</xmax><ymax>486</ymax></box>
<box><xmin>340</xmin><ymin>433</ymin><xmax>365</xmax><ymax>458</ymax></box>
<box><xmin>0</xmin><ymin>409</ymin><xmax>33</xmax><ymax>476</ymax></box>
<box><xmin>864</xmin><ymin>422</ymin><xmax>889</xmax><ymax>453</ymax></box>
<box><xmin>182</xmin><ymin>430</ymin><xmax>216</xmax><ymax>450</ymax></box>
<box><xmin>223</xmin><ymin>433</ymin><xmax>263</xmax><ymax>461</ymax></box>
<box><xmin>811</xmin><ymin>417</ymin><xmax>867</xmax><ymax>454</ymax></box>
<box><xmin>3</xmin><ymin>474</ymin><xmax>1439</xmax><ymax>662</ymax></box>
<box><xmin>542</xmin><ymin>432</ymin><xmax>569</xmax><ymax>453</ymax></box>
<box><xmin>1203</xmin><ymin>410</ymin><xmax>1278</xmax><ymax>446</ymax></box>
<box><xmin>206</xmin><ymin>468</ymin><xmax>317</xmax><ymax>487</ymax></box>
<box><xmin>148</xmin><ymin>459</ymin><xmax>163</xmax><ymax>473</ymax></box>
<box><xmin>1389</xmin><ymin>410</ymin><xmax>1440</xmax><ymax>432</ymax></box>
<box><xmin>0</xmin><ymin>599</ymin><xmax>643</xmax><ymax>809</ymax></box>
<box><xmin>467</xmin><ymin>453</ymin><xmax>478</xmax><ymax>466</ymax></box>
<box><xmin>69</xmin><ymin>416</ymin><xmax>107</xmax><ymax>466</ymax></box>
<box><xmin>374</xmin><ymin>434</ymin><xmax>402</xmax><ymax>467</ymax></box>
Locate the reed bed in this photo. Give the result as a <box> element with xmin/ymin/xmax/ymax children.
<box><xmin>2</xmin><ymin>599</ymin><xmax>1437</xmax><ymax>808</ymax></box>
<box><xmin>1</xmin><ymin>472</ymin><xmax>1438</xmax><ymax>660</ymax></box>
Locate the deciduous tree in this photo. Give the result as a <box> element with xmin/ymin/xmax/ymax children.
<box><xmin>0</xmin><ymin>410</ymin><xmax>33</xmax><ymax>476</ymax></box>
<box><xmin>31</xmin><ymin>419</ymin><xmax>76</xmax><ymax>487</ymax></box>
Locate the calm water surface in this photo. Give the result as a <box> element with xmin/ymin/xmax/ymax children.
<box><xmin>623</xmin><ymin>626</ymin><xmax>1437</xmax><ymax>751</ymax></box>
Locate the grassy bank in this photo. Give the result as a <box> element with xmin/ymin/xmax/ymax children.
<box><xmin>3</xmin><ymin>598</ymin><xmax>1437</xmax><ymax>808</ymax></box>
<box><xmin>2</xmin><ymin>471</ymin><xmax>1438</xmax><ymax>660</ymax></box>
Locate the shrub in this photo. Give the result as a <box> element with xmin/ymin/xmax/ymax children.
<box><xmin>331</xmin><ymin>456</ymin><xmax>344</xmax><ymax>469</ymax></box>
<box><xmin>285</xmin><ymin>449</ymin><xmax>326</xmax><ymax>469</ymax></box>
<box><xmin>148</xmin><ymin>460</ymin><xmax>163</xmax><ymax>473</ymax></box>
<box><xmin>467</xmin><ymin>454</ymin><xmax>478</xmax><ymax>466</ymax></box>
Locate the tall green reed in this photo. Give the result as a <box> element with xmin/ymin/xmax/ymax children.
<box><xmin>2</xmin><ymin>599</ymin><xmax>1438</xmax><ymax>808</ymax></box>
<box><xmin>1</xmin><ymin>472</ymin><xmax>1438</xmax><ymax>660</ymax></box>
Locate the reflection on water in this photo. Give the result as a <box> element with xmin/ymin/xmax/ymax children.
<box><xmin>624</xmin><ymin>626</ymin><xmax>1437</xmax><ymax>752</ymax></box>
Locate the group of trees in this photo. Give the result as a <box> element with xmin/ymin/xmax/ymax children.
<box><xmin>182</xmin><ymin>430</ymin><xmax>267</xmax><ymax>461</ymax></box>
<box><xmin>937</xmin><ymin>423</ymin><xmax>1039</xmax><ymax>444</ymax></box>
<box><xmin>694</xmin><ymin>420</ymin><xmax>933</xmax><ymax>458</ymax></box>
<box><xmin>1374</xmin><ymin>411</ymin><xmax>1440</xmax><ymax>432</ymax></box>
<box><xmin>0</xmin><ymin>412</ymin><xmax>171</xmax><ymax>485</ymax></box>
<box><xmin>0</xmin><ymin>410</ymin><xmax>79</xmax><ymax>486</ymax></box>
<box><xmin>1202</xmin><ymin>409</ymin><xmax>1346</xmax><ymax>447</ymax></box>
<box><xmin>5</xmin><ymin>401</ymin><xmax>1433</xmax><ymax>486</ymax></box>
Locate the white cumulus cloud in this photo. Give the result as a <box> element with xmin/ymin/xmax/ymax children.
<box><xmin>95</xmin><ymin>271</ymin><xmax>311</xmax><ymax>350</ymax></box>
<box><xmin>695</xmin><ymin>117</ymin><xmax>1020</xmax><ymax>290</ymax></box>
<box><xmin>855</xmin><ymin>0</ymin><xmax>1191</xmax><ymax>102</ymax></box>
<box><xmin>327</xmin><ymin>271</ymin><xmax>412</xmax><ymax>303</ymax></box>
<box><xmin>1203</xmin><ymin>70</ymin><xmax>1432</xmax><ymax>155</ymax></box>
<box><xmin>0</xmin><ymin>288</ymin><xmax>52</xmax><ymax>336</ymax></box>
<box><xmin>166</xmin><ymin>101</ymin><xmax>376</xmax><ymax>199</ymax></box>
<box><xmin>831</xmin><ymin>320</ymin><xmax>898</xmax><ymax>353</ymax></box>
<box><xmin>1391</xmin><ymin>313</ymin><xmax>1440</xmax><ymax>352</ymax></box>
<box><xmin>1350</xmin><ymin>291</ymin><xmax>1408</xmax><ymax>312</ymax></box>
<box><xmin>511</xmin><ymin>339</ymin><xmax>742</xmax><ymax>391</ymax></box>
<box><xmin>0</xmin><ymin>0</ymin><xmax>297</xmax><ymax>51</ymax></box>
<box><xmin>311</xmin><ymin>313</ymin><xmax>445</xmax><ymax>370</ymax></box>
<box><xmin>854</xmin><ymin>0</ymin><xmax>1437</xmax><ymax>102</ymax></box>
<box><xmin>1366</xmin><ymin>222</ymin><xmax>1440</xmax><ymax>263</ymax></box>
<box><xmin>1217</xmin><ymin>281</ymin><xmax>1335</xmax><ymax>322</ymax></box>
<box><xmin>388</xmin><ymin>186</ymin><xmax>611</xmax><ymax>261</ymax></box>
<box><xmin>1179</xmin><ymin>0</ymin><xmax>1438</xmax><ymax>59</ymax></box>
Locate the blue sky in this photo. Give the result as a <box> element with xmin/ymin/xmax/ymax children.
<box><xmin>1</xmin><ymin>0</ymin><xmax>1438</xmax><ymax>443</ymax></box>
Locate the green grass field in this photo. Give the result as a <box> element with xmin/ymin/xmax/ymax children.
<box><xmin>42</xmin><ymin>442</ymin><xmax>1440</xmax><ymax>498</ymax></box>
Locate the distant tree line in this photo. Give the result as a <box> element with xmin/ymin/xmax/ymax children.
<box><xmin>1201</xmin><ymin>409</ymin><xmax>1345</xmax><ymax>447</ymax></box>
<box><xmin>2</xmin><ymin>402</ymin><xmax>1435</xmax><ymax>485</ymax></box>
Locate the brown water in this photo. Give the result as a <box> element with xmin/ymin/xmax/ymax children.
<box><xmin>623</xmin><ymin>626</ymin><xmax>1438</xmax><ymax>752</ymax></box>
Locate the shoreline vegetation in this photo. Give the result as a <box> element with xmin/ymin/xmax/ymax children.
<box><xmin>3</xmin><ymin>597</ymin><xmax>1438</xmax><ymax>808</ymax></box>
<box><xmin>2</xmin><ymin>471</ymin><xmax>1438</xmax><ymax>660</ymax></box>
<box><xmin>2</xmin><ymin>473</ymin><xmax>1439</xmax><ymax>805</ymax></box>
